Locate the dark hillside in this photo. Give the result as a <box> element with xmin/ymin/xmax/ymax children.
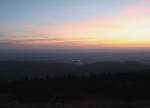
<box><xmin>0</xmin><ymin>61</ymin><xmax>149</xmax><ymax>80</ymax></box>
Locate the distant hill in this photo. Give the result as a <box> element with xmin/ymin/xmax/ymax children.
<box><xmin>0</xmin><ymin>61</ymin><xmax>149</xmax><ymax>80</ymax></box>
<box><xmin>77</xmin><ymin>61</ymin><xmax>149</xmax><ymax>75</ymax></box>
<box><xmin>0</xmin><ymin>61</ymin><xmax>77</xmax><ymax>80</ymax></box>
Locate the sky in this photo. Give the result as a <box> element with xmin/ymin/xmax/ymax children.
<box><xmin>1</xmin><ymin>0</ymin><xmax>150</xmax><ymax>50</ymax></box>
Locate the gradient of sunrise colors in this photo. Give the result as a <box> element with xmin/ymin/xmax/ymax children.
<box><xmin>1</xmin><ymin>0</ymin><xmax>150</xmax><ymax>49</ymax></box>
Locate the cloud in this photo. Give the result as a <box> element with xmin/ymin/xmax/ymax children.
<box><xmin>4</xmin><ymin>14</ymin><xmax>150</xmax><ymax>48</ymax></box>
<box><xmin>121</xmin><ymin>0</ymin><xmax>150</xmax><ymax>16</ymax></box>
<box><xmin>1</xmin><ymin>0</ymin><xmax>150</xmax><ymax>48</ymax></box>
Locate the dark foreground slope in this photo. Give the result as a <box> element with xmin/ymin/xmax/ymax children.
<box><xmin>0</xmin><ymin>61</ymin><xmax>150</xmax><ymax>108</ymax></box>
<box><xmin>1</xmin><ymin>71</ymin><xmax>150</xmax><ymax>107</ymax></box>
<box><xmin>11</xmin><ymin>71</ymin><xmax>150</xmax><ymax>101</ymax></box>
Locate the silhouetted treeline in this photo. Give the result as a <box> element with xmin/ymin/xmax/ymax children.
<box><xmin>1</xmin><ymin>70</ymin><xmax>150</xmax><ymax>102</ymax></box>
<box><xmin>0</xmin><ymin>61</ymin><xmax>149</xmax><ymax>80</ymax></box>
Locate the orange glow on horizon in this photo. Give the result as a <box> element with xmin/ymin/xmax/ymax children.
<box><xmin>2</xmin><ymin>0</ymin><xmax>150</xmax><ymax>49</ymax></box>
<box><xmin>7</xmin><ymin>38</ymin><xmax>150</xmax><ymax>49</ymax></box>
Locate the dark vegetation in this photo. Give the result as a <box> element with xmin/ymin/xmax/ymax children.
<box><xmin>0</xmin><ymin>61</ymin><xmax>150</xmax><ymax>107</ymax></box>
<box><xmin>0</xmin><ymin>61</ymin><xmax>149</xmax><ymax>80</ymax></box>
<box><xmin>2</xmin><ymin>70</ymin><xmax>150</xmax><ymax>102</ymax></box>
